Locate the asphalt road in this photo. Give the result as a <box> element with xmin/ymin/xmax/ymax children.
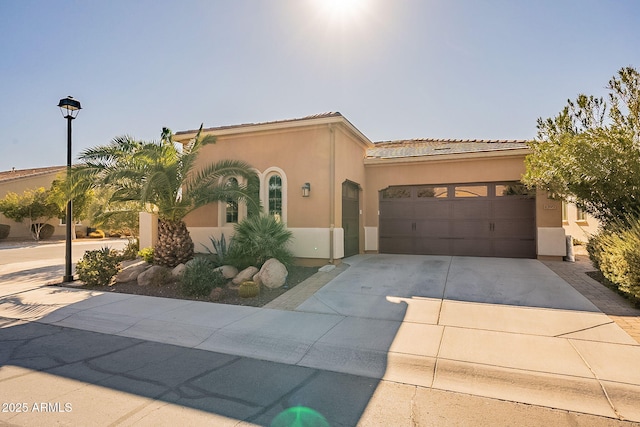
<box><xmin>0</xmin><ymin>238</ymin><xmax>128</xmax><ymax>294</ymax></box>
<box><xmin>0</xmin><ymin>238</ymin><xmax>129</xmax><ymax>266</ymax></box>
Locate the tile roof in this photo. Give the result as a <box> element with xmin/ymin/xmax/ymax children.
<box><xmin>366</xmin><ymin>138</ymin><xmax>530</xmax><ymax>159</ymax></box>
<box><xmin>175</xmin><ymin>112</ymin><xmax>344</xmax><ymax>136</ymax></box>
<box><xmin>0</xmin><ymin>166</ymin><xmax>66</xmax><ymax>183</ymax></box>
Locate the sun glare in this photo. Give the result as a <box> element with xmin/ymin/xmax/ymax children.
<box><xmin>315</xmin><ymin>0</ymin><xmax>367</xmax><ymax>22</ymax></box>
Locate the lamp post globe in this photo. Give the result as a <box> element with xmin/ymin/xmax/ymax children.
<box><xmin>58</xmin><ymin>96</ymin><xmax>81</xmax><ymax>282</ymax></box>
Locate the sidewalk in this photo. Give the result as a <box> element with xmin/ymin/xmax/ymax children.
<box><xmin>1</xmin><ymin>254</ymin><xmax>639</xmax><ymax>425</ymax></box>
<box><xmin>542</xmin><ymin>250</ymin><xmax>640</xmax><ymax>344</ymax></box>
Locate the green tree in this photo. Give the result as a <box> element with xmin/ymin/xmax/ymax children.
<box><xmin>74</xmin><ymin>125</ymin><xmax>260</xmax><ymax>267</ymax></box>
<box><xmin>0</xmin><ymin>187</ymin><xmax>60</xmax><ymax>240</ymax></box>
<box><xmin>85</xmin><ymin>187</ymin><xmax>139</xmax><ymax>236</ymax></box>
<box><xmin>523</xmin><ymin>66</ymin><xmax>640</xmax><ymax>224</ymax></box>
<box><xmin>48</xmin><ymin>172</ymin><xmax>93</xmax><ymax>224</ymax></box>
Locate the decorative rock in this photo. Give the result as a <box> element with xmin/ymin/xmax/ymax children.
<box><xmin>252</xmin><ymin>273</ymin><xmax>262</xmax><ymax>286</ymax></box>
<box><xmin>116</xmin><ymin>260</ymin><xmax>150</xmax><ymax>283</ymax></box>
<box><xmin>232</xmin><ymin>266</ymin><xmax>259</xmax><ymax>285</ymax></box>
<box><xmin>209</xmin><ymin>287</ymin><xmax>224</xmax><ymax>302</ymax></box>
<box><xmin>255</xmin><ymin>258</ymin><xmax>288</xmax><ymax>289</ymax></box>
<box><xmin>215</xmin><ymin>265</ymin><xmax>239</xmax><ymax>280</ymax></box>
<box><xmin>122</xmin><ymin>258</ymin><xmax>145</xmax><ymax>269</ymax></box>
<box><xmin>137</xmin><ymin>265</ymin><xmax>169</xmax><ymax>287</ymax></box>
<box><xmin>172</xmin><ymin>263</ymin><xmax>186</xmax><ymax>277</ymax></box>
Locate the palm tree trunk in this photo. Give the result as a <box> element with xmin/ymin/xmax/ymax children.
<box><xmin>153</xmin><ymin>218</ymin><xmax>194</xmax><ymax>267</ymax></box>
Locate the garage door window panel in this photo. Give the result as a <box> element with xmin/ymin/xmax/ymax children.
<box><xmin>382</xmin><ymin>187</ymin><xmax>411</xmax><ymax>199</ymax></box>
<box><xmin>454</xmin><ymin>185</ymin><xmax>488</xmax><ymax>198</ymax></box>
<box><xmin>417</xmin><ymin>186</ymin><xmax>448</xmax><ymax>198</ymax></box>
<box><xmin>495</xmin><ymin>183</ymin><xmax>534</xmax><ymax>198</ymax></box>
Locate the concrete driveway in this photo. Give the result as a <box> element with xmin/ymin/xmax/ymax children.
<box><xmin>0</xmin><ymin>254</ymin><xmax>639</xmax><ymax>424</ymax></box>
<box><xmin>296</xmin><ymin>254</ymin><xmax>640</xmax><ymax>421</ymax></box>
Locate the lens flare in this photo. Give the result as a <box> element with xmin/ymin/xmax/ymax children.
<box><xmin>270</xmin><ymin>406</ymin><xmax>330</xmax><ymax>427</ymax></box>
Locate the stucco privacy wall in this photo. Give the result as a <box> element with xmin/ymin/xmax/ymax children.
<box><xmin>0</xmin><ymin>167</ymin><xmax>74</xmax><ymax>239</ymax></box>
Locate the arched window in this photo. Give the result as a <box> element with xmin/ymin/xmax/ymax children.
<box><xmin>268</xmin><ymin>174</ymin><xmax>282</xmax><ymax>221</ymax></box>
<box><xmin>226</xmin><ymin>177</ymin><xmax>239</xmax><ymax>223</ymax></box>
<box><xmin>260</xmin><ymin>168</ymin><xmax>287</xmax><ymax>223</ymax></box>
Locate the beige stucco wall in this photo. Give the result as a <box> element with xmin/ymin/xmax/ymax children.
<box><xmin>184</xmin><ymin>124</ymin><xmax>334</xmax><ymax>228</ymax></box>
<box><xmin>563</xmin><ymin>201</ymin><xmax>600</xmax><ymax>243</ymax></box>
<box><xmin>0</xmin><ymin>170</ymin><xmax>72</xmax><ymax>239</ymax></box>
<box><xmin>534</xmin><ymin>191</ymin><xmax>566</xmax><ymax>258</ymax></box>
<box><xmin>179</xmin><ymin>117</ymin><xmax>371</xmax><ymax>261</ymax></box>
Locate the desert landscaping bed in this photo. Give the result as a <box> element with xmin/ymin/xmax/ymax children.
<box><xmin>62</xmin><ymin>265</ymin><xmax>318</xmax><ymax>308</ymax></box>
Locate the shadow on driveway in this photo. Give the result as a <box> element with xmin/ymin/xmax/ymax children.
<box><xmin>0</xmin><ymin>320</ymin><xmax>384</xmax><ymax>426</ymax></box>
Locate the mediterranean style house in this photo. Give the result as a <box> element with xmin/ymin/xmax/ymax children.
<box><xmin>169</xmin><ymin>112</ymin><xmax>568</xmax><ymax>265</ymax></box>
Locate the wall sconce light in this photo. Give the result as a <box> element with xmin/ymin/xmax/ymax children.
<box><xmin>302</xmin><ymin>182</ymin><xmax>311</xmax><ymax>197</ymax></box>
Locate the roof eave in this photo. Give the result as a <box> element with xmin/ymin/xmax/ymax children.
<box><xmin>364</xmin><ymin>147</ymin><xmax>530</xmax><ymax>165</ymax></box>
<box><xmin>173</xmin><ymin>114</ymin><xmax>373</xmax><ymax>147</ymax></box>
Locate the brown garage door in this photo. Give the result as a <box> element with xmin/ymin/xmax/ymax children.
<box><xmin>379</xmin><ymin>182</ymin><xmax>535</xmax><ymax>258</ymax></box>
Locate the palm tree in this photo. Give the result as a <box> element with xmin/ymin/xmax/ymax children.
<box><xmin>75</xmin><ymin>125</ymin><xmax>260</xmax><ymax>267</ymax></box>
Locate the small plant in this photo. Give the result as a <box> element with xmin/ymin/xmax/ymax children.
<box><xmin>573</xmin><ymin>238</ymin><xmax>586</xmax><ymax>246</ymax></box>
<box><xmin>88</xmin><ymin>229</ymin><xmax>106</xmax><ymax>238</ymax></box>
<box><xmin>181</xmin><ymin>257</ymin><xmax>227</xmax><ymax>297</ymax></box>
<box><xmin>76</xmin><ymin>246</ymin><xmax>122</xmax><ymax>286</ymax></box>
<box><xmin>202</xmin><ymin>233</ymin><xmax>233</xmax><ymax>266</ymax></box>
<box><xmin>238</xmin><ymin>280</ymin><xmax>260</xmax><ymax>298</ymax></box>
<box><xmin>227</xmin><ymin>214</ymin><xmax>294</xmax><ymax>269</ymax></box>
<box><xmin>0</xmin><ymin>224</ymin><xmax>9</xmax><ymax>240</ymax></box>
<box><xmin>139</xmin><ymin>247</ymin><xmax>155</xmax><ymax>264</ymax></box>
<box><xmin>121</xmin><ymin>237</ymin><xmax>140</xmax><ymax>260</ymax></box>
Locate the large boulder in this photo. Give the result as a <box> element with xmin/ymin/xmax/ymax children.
<box><xmin>172</xmin><ymin>263</ymin><xmax>186</xmax><ymax>278</ymax></box>
<box><xmin>232</xmin><ymin>266</ymin><xmax>259</xmax><ymax>285</ymax></box>
<box><xmin>215</xmin><ymin>265</ymin><xmax>239</xmax><ymax>280</ymax></box>
<box><xmin>254</xmin><ymin>258</ymin><xmax>288</xmax><ymax>289</ymax></box>
<box><xmin>137</xmin><ymin>265</ymin><xmax>170</xmax><ymax>287</ymax></box>
<box><xmin>115</xmin><ymin>260</ymin><xmax>150</xmax><ymax>283</ymax></box>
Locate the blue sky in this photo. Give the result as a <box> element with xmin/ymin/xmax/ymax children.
<box><xmin>1</xmin><ymin>0</ymin><xmax>639</xmax><ymax>171</ymax></box>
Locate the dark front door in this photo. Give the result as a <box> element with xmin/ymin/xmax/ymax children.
<box><xmin>342</xmin><ymin>181</ymin><xmax>360</xmax><ymax>257</ymax></box>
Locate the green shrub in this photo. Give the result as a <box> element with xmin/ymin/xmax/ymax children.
<box><xmin>587</xmin><ymin>216</ymin><xmax>640</xmax><ymax>300</ymax></box>
<box><xmin>0</xmin><ymin>224</ymin><xmax>9</xmax><ymax>240</ymax></box>
<box><xmin>202</xmin><ymin>233</ymin><xmax>233</xmax><ymax>266</ymax></box>
<box><xmin>89</xmin><ymin>229</ymin><xmax>106</xmax><ymax>238</ymax></box>
<box><xmin>181</xmin><ymin>257</ymin><xmax>227</xmax><ymax>296</ymax></box>
<box><xmin>138</xmin><ymin>247</ymin><xmax>154</xmax><ymax>263</ymax></box>
<box><xmin>227</xmin><ymin>215</ymin><xmax>294</xmax><ymax>269</ymax></box>
<box><xmin>121</xmin><ymin>238</ymin><xmax>140</xmax><ymax>260</ymax></box>
<box><xmin>76</xmin><ymin>246</ymin><xmax>122</xmax><ymax>286</ymax></box>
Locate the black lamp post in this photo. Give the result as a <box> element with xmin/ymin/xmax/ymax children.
<box><xmin>58</xmin><ymin>96</ymin><xmax>81</xmax><ymax>282</ymax></box>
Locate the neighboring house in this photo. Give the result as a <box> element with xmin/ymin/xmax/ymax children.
<box><xmin>172</xmin><ymin>112</ymin><xmax>567</xmax><ymax>264</ymax></box>
<box><xmin>0</xmin><ymin>166</ymin><xmax>82</xmax><ymax>240</ymax></box>
<box><xmin>562</xmin><ymin>201</ymin><xmax>600</xmax><ymax>243</ymax></box>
